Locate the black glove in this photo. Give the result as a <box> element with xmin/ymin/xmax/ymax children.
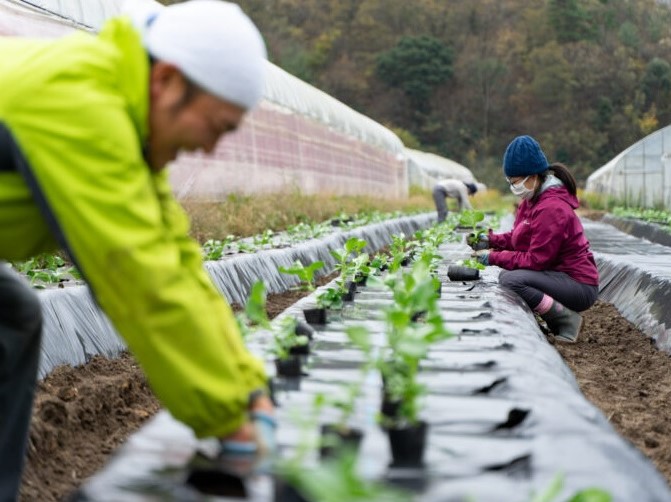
<box><xmin>467</xmin><ymin>233</ymin><xmax>489</xmax><ymax>251</ymax></box>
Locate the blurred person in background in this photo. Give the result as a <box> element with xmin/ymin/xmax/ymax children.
<box><xmin>469</xmin><ymin>135</ymin><xmax>599</xmax><ymax>343</ymax></box>
<box><xmin>0</xmin><ymin>2</ymin><xmax>275</xmax><ymax>500</ymax></box>
<box><xmin>432</xmin><ymin>178</ymin><xmax>480</xmax><ymax>222</ymax></box>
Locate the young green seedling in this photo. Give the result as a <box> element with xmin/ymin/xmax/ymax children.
<box><xmin>316</xmin><ymin>287</ymin><xmax>344</xmax><ymax>310</ymax></box>
<box><xmin>279</xmin><ymin>260</ymin><xmax>325</xmax><ymax>291</ymax></box>
<box><xmin>269</xmin><ymin>316</ymin><xmax>308</xmax><ymax>361</ymax></box>
<box><xmin>377</xmin><ymin>257</ymin><xmax>452</xmax><ymax>427</ymax></box>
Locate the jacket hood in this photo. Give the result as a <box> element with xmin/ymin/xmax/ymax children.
<box><xmin>538</xmin><ymin>185</ymin><xmax>579</xmax><ymax>209</ymax></box>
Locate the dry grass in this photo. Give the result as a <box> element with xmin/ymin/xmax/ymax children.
<box><xmin>182</xmin><ymin>188</ymin><xmax>509</xmax><ymax>243</ymax></box>
<box><xmin>182</xmin><ymin>191</ymin><xmax>435</xmax><ymax>242</ymax></box>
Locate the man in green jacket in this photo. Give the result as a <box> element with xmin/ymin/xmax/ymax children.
<box><xmin>0</xmin><ymin>2</ymin><xmax>274</xmax><ymax>499</ymax></box>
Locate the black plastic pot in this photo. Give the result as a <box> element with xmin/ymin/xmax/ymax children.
<box><xmin>387</xmin><ymin>420</ymin><xmax>428</xmax><ymax>467</ymax></box>
<box><xmin>354</xmin><ymin>273</ymin><xmax>368</xmax><ymax>286</ymax></box>
<box><xmin>186</xmin><ymin>468</ymin><xmax>246</xmax><ymax>498</ymax></box>
<box><xmin>447</xmin><ymin>265</ymin><xmax>480</xmax><ymax>281</ymax></box>
<box><xmin>288</xmin><ymin>341</ymin><xmax>310</xmax><ymax>356</ymax></box>
<box><xmin>411</xmin><ymin>311</ymin><xmax>426</xmax><ymax>322</ymax></box>
<box><xmin>274</xmin><ymin>478</ymin><xmax>311</xmax><ymax>502</ymax></box>
<box><xmin>380</xmin><ymin>389</ymin><xmax>401</xmax><ymax>420</ymax></box>
<box><xmin>342</xmin><ymin>281</ymin><xmax>357</xmax><ymax>302</ymax></box>
<box><xmin>319</xmin><ymin>424</ymin><xmax>364</xmax><ymax>459</ymax></box>
<box><xmin>275</xmin><ymin>355</ymin><xmax>302</xmax><ymax>378</ymax></box>
<box><xmin>303</xmin><ymin>307</ymin><xmax>327</xmax><ymax>325</ymax></box>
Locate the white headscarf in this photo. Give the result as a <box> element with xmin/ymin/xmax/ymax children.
<box><xmin>125</xmin><ymin>0</ymin><xmax>267</xmax><ymax>110</ymax></box>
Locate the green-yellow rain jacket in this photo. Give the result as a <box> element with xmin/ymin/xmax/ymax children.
<box><xmin>0</xmin><ymin>17</ymin><xmax>267</xmax><ymax>438</ymax></box>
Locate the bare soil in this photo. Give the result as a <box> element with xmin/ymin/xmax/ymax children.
<box><xmin>552</xmin><ymin>300</ymin><xmax>671</xmax><ymax>484</ymax></box>
<box><xmin>19</xmin><ymin>294</ymin><xmax>671</xmax><ymax>500</ymax></box>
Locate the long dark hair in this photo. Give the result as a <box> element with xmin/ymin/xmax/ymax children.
<box><xmin>532</xmin><ymin>162</ymin><xmax>577</xmax><ymax>200</ymax></box>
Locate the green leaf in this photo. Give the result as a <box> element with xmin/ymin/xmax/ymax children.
<box><xmin>567</xmin><ymin>488</ymin><xmax>612</xmax><ymax>502</ymax></box>
<box><xmin>245</xmin><ymin>281</ymin><xmax>270</xmax><ymax>328</ymax></box>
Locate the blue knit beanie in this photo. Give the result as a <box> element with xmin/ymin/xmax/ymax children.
<box><xmin>502</xmin><ymin>135</ymin><xmax>549</xmax><ymax>177</ymax></box>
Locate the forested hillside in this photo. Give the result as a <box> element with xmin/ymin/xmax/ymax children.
<box><xmin>165</xmin><ymin>0</ymin><xmax>671</xmax><ymax>189</ymax></box>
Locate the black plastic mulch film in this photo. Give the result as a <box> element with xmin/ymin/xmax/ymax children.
<box><xmin>66</xmin><ymin>215</ymin><xmax>671</xmax><ymax>502</ymax></box>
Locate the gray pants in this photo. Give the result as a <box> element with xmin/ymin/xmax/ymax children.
<box><xmin>0</xmin><ymin>264</ymin><xmax>42</xmax><ymax>502</ymax></box>
<box><xmin>499</xmin><ymin>269</ymin><xmax>599</xmax><ymax>313</ymax></box>
<box><xmin>432</xmin><ymin>185</ymin><xmax>449</xmax><ymax>222</ymax></box>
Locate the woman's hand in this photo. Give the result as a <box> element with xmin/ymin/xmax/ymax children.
<box><xmin>471</xmin><ymin>249</ymin><xmax>490</xmax><ymax>266</ymax></box>
<box><xmin>467</xmin><ymin>233</ymin><xmax>489</xmax><ymax>251</ymax></box>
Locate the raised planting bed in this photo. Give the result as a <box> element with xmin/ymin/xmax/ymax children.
<box><xmin>34</xmin><ymin>213</ymin><xmax>434</xmax><ymax>378</ymax></box>
<box><xmin>72</xmin><ymin>233</ymin><xmax>670</xmax><ymax>502</ymax></box>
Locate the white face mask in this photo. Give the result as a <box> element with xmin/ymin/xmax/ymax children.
<box><xmin>509</xmin><ymin>176</ymin><xmax>536</xmax><ymax>199</ymax></box>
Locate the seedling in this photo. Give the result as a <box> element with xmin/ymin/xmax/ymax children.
<box><xmin>331</xmin><ymin>237</ymin><xmax>369</xmax><ymax>293</ymax></box>
<box><xmin>316</xmin><ymin>287</ymin><xmax>344</xmax><ymax>310</ymax></box>
<box><xmin>269</xmin><ymin>316</ymin><xmax>309</xmax><ymax>361</ymax></box>
<box><xmin>388</xmin><ymin>233</ymin><xmax>410</xmax><ymax>272</ymax></box>
<box><xmin>279</xmin><ymin>260</ymin><xmax>325</xmax><ymax>291</ymax></box>
<box><xmin>529</xmin><ymin>473</ymin><xmax>612</xmax><ymax>502</ymax></box>
<box><xmin>459</xmin><ymin>258</ymin><xmax>486</xmax><ymax>271</ymax></box>
<box><xmin>277</xmin><ymin>450</ymin><xmax>410</xmax><ymax>502</ymax></box>
<box><xmin>253</xmin><ymin>228</ymin><xmax>276</xmax><ymax>248</ymax></box>
<box><xmin>368</xmin><ymin>254</ymin><xmax>389</xmax><ymax>274</ymax></box>
<box><xmin>13</xmin><ymin>253</ymin><xmax>80</xmax><ymax>288</ymax></box>
<box><xmin>460</xmin><ymin>209</ymin><xmax>488</xmax><ymax>247</ymax></box>
<box><xmin>202</xmin><ymin>235</ymin><xmax>236</xmax><ymax>260</ymax></box>
<box><xmin>377</xmin><ymin>257</ymin><xmax>452</xmax><ymax>426</ymax></box>
<box><xmin>244</xmin><ymin>281</ymin><xmax>271</xmax><ymax>329</ymax></box>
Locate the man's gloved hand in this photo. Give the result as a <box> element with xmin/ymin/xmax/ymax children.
<box><xmin>472</xmin><ymin>249</ymin><xmax>490</xmax><ymax>266</ymax></box>
<box><xmin>251</xmin><ymin>410</ymin><xmax>277</xmax><ymax>456</ymax></box>
<box><xmin>219</xmin><ymin>393</ymin><xmax>277</xmax><ymax>462</ymax></box>
<box><xmin>467</xmin><ymin>233</ymin><xmax>489</xmax><ymax>251</ymax></box>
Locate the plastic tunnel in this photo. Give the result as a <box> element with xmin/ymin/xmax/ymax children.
<box><xmin>2</xmin><ymin>0</ymin><xmax>409</xmax><ymax>200</ymax></box>
<box><xmin>586</xmin><ymin>126</ymin><xmax>671</xmax><ymax>208</ymax></box>
<box><xmin>405</xmin><ymin>148</ymin><xmax>485</xmax><ymax>192</ymax></box>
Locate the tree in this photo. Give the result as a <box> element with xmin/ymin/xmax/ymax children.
<box><xmin>375</xmin><ymin>36</ymin><xmax>453</xmax><ymax>113</ymax></box>
<box><xmin>547</xmin><ymin>0</ymin><xmax>595</xmax><ymax>43</ymax></box>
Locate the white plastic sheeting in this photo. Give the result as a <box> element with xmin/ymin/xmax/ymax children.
<box><xmin>586</xmin><ymin>126</ymin><xmax>671</xmax><ymax>208</ymax></box>
<box><xmin>0</xmin><ymin>0</ymin><xmax>77</xmax><ymax>36</ymax></box>
<box><xmin>405</xmin><ymin>148</ymin><xmax>484</xmax><ymax>192</ymax></box>
<box><xmin>170</xmin><ymin>64</ymin><xmax>408</xmax><ymax>200</ymax></box>
<box><xmin>0</xmin><ymin>0</ymin><xmax>128</xmax><ymax>31</ymax></box>
<box><xmin>2</xmin><ymin>0</ymin><xmax>408</xmax><ymax>199</ymax></box>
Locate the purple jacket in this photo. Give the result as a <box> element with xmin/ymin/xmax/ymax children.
<box><xmin>488</xmin><ymin>186</ymin><xmax>599</xmax><ymax>286</ymax></box>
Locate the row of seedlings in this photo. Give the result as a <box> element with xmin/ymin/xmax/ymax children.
<box><xmin>238</xmin><ymin>222</ymin><xmax>464</xmax><ymax>500</ymax></box>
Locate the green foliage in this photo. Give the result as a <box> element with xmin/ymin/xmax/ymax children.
<box><xmin>245</xmin><ymin>281</ymin><xmax>271</xmax><ymax>329</ymax></box>
<box><xmin>376</xmin><ymin>35</ymin><xmax>453</xmax><ymax>110</ymax></box>
<box><xmin>459</xmin><ymin>209</ymin><xmax>485</xmax><ymax>230</ymax></box>
<box><xmin>316</xmin><ymin>287</ymin><xmax>344</xmax><ymax>310</ymax></box>
<box><xmin>331</xmin><ymin>237</ymin><xmax>370</xmax><ymax>292</ymax></box>
<box><xmin>459</xmin><ymin>258</ymin><xmax>486</xmax><ymax>271</ymax></box>
<box><xmin>12</xmin><ymin>253</ymin><xmax>80</xmax><ymax>288</ymax></box>
<box><xmin>269</xmin><ymin>315</ymin><xmax>309</xmax><ymax>360</ymax></box>
<box><xmin>377</xmin><ymin>256</ymin><xmax>452</xmax><ymax>425</ymax></box>
<box><xmin>279</xmin><ymin>259</ymin><xmax>325</xmax><ymax>291</ymax></box>
<box><xmin>233</xmin><ymin>0</ymin><xmax>671</xmax><ymax>188</ymax></box>
<box><xmin>529</xmin><ymin>472</ymin><xmax>612</xmax><ymax>502</ymax></box>
<box><xmin>547</xmin><ymin>0</ymin><xmax>595</xmax><ymax>43</ymax></box>
<box><xmin>278</xmin><ymin>450</ymin><xmax>410</xmax><ymax>502</ymax></box>
<box><xmin>612</xmin><ymin>206</ymin><xmax>671</xmax><ymax>227</ymax></box>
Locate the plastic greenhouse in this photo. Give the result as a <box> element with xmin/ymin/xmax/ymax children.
<box><xmin>1</xmin><ymin>0</ymin><xmax>409</xmax><ymax>199</ymax></box>
<box><xmin>586</xmin><ymin>126</ymin><xmax>671</xmax><ymax>208</ymax></box>
<box><xmin>405</xmin><ymin>148</ymin><xmax>484</xmax><ymax>192</ymax></box>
